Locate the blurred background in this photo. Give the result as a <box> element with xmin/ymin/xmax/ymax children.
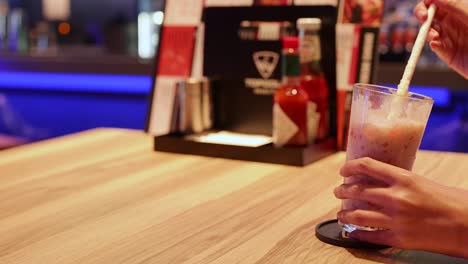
<box><xmin>0</xmin><ymin>0</ymin><xmax>162</xmax><ymax>149</ymax></box>
<box><xmin>0</xmin><ymin>0</ymin><xmax>466</xmax><ymax>152</ymax></box>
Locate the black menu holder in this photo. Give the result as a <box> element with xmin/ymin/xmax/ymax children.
<box><xmin>153</xmin><ymin>5</ymin><xmax>338</xmax><ymax>166</ymax></box>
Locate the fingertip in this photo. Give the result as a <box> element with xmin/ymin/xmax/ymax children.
<box><xmin>424</xmin><ymin>0</ymin><xmax>432</xmax><ymax>6</ymax></box>
<box><xmin>429</xmin><ymin>40</ymin><xmax>442</xmax><ymax>50</ymax></box>
<box><xmin>339</xmin><ymin>164</ymin><xmax>349</xmax><ymax>177</ymax></box>
<box><xmin>339</xmin><ymin>160</ymin><xmax>359</xmax><ymax>179</ymax></box>
<box><xmin>333</xmin><ymin>185</ymin><xmax>346</xmax><ymax>199</ymax></box>
<box><xmin>415</xmin><ymin>9</ymin><xmax>427</xmax><ymax>21</ymax></box>
<box><xmin>336</xmin><ymin>210</ymin><xmax>344</xmax><ymax>220</ymax></box>
<box><xmin>333</xmin><ymin>186</ymin><xmax>339</xmax><ymax>197</ymax></box>
<box><xmin>428</xmin><ymin>28</ymin><xmax>440</xmax><ymax>41</ymax></box>
<box><xmin>341</xmin><ymin>158</ymin><xmax>374</xmax><ymax>177</ymax></box>
<box><xmin>429</xmin><ymin>41</ymin><xmax>443</xmax><ymax>59</ymax></box>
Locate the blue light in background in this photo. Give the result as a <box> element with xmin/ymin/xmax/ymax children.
<box><xmin>0</xmin><ymin>72</ymin><xmax>453</xmax><ymax>107</ymax></box>
<box><xmin>0</xmin><ymin>71</ymin><xmax>152</xmax><ymax>94</ymax></box>
<box><xmin>380</xmin><ymin>84</ymin><xmax>451</xmax><ymax>108</ymax></box>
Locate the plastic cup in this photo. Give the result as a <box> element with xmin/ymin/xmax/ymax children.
<box><xmin>341</xmin><ymin>83</ymin><xmax>434</xmax><ymax>234</ymax></box>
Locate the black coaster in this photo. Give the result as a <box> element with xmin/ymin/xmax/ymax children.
<box><xmin>315</xmin><ymin>219</ymin><xmax>390</xmax><ymax>250</ymax></box>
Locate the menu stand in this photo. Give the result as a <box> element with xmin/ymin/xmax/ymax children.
<box><xmin>153</xmin><ymin>5</ymin><xmax>339</xmax><ymax>166</ymax></box>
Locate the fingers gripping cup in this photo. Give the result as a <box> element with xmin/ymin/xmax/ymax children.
<box><xmin>340</xmin><ymin>83</ymin><xmax>433</xmax><ymax>234</ymax></box>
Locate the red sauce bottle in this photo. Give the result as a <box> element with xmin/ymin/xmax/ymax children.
<box><xmin>273</xmin><ymin>37</ymin><xmax>309</xmax><ymax>147</ymax></box>
<box><xmin>297</xmin><ymin>18</ymin><xmax>330</xmax><ymax>142</ymax></box>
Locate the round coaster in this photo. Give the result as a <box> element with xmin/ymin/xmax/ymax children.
<box><xmin>315</xmin><ymin>219</ymin><xmax>390</xmax><ymax>250</ymax></box>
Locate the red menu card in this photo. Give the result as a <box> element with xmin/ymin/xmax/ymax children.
<box><xmin>157</xmin><ymin>26</ymin><xmax>197</xmax><ymax>77</ymax></box>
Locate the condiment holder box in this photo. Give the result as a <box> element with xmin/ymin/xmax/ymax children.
<box><xmin>152</xmin><ymin>5</ymin><xmax>339</xmax><ymax>166</ymax></box>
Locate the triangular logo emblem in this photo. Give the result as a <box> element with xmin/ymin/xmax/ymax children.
<box><xmin>253</xmin><ymin>51</ymin><xmax>279</xmax><ymax>79</ymax></box>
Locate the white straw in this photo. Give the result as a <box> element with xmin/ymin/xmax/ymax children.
<box><xmin>397</xmin><ymin>4</ymin><xmax>437</xmax><ymax>96</ymax></box>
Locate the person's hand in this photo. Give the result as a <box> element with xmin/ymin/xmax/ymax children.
<box><xmin>414</xmin><ymin>0</ymin><xmax>468</xmax><ymax>79</ymax></box>
<box><xmin>334</xmin><ymin>158</ymin><xmax>468</xmax><ymax>258</ymax></box>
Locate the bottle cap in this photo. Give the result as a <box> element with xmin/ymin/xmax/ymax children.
<box><xmin>282</xmin><ymin>37</ymin><xmax>300</xmax><ymax>77</ymax></box>
<box><xmin>282</xmin><ymin>36</ymin><xmax>299</xmax><ymax>49</ymax></box>
<box><xmin>297</xmin><ymin>18</ymin><xmax>322</xmax><ymax>30</ymax></box>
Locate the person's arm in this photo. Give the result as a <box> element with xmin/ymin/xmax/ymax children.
<box><xmin>334</xmin><ymin>158</ymin><xmax>468</xmax><ymax>258</ymax></box>
<box><xmin>414</xmin><ymin>0</ymin><xmax>468</xmax><ymax>79</ymax></box>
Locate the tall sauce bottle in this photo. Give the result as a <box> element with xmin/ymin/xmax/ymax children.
<box><xmin>297</xmin><ymin>18</ymin><xmax>330</xmax><ymax>142</ymax></box>
<box><xmin>273</xmin><ymin>37</ymin><xmax>309</xmax><ymax>147</ymax></box>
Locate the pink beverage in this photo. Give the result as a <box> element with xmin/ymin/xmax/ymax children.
<box><xmin>341</xmin><ymin>84</ymin><xmax>433</xmax><ymax>234</ymax></box>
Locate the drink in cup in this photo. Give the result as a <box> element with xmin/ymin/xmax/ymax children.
<box><xmin>341</xmin><ymin>83</ymin><xmax>433</xmax><ymax>234</ymax></box>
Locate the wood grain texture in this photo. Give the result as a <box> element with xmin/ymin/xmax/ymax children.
<box><xmin>0</xmin><ymin>128</ymin><xmax>467</xmax><ymax>264</ymax></box>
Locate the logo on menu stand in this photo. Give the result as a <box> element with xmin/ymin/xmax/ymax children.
<box><xmin>253</xmin><ymin>51</ymin><xmax>279</xmax><ymax>79</ymax></box>
<box><xmin>245</xmin><ymin>51</ymin><xmax>281</xmax><ymax>95</ymax></box>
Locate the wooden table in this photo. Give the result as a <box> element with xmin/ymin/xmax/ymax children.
<box><xmin>1</xmin><ymin>128</ymin><xmax>467</xmax><ymax>264</ymax></box>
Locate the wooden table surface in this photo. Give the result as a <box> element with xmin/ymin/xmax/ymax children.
<box><xmin>1</xmin><ymin>128</ymin><xmax>467</xmax><ymax>264</ymax></box>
